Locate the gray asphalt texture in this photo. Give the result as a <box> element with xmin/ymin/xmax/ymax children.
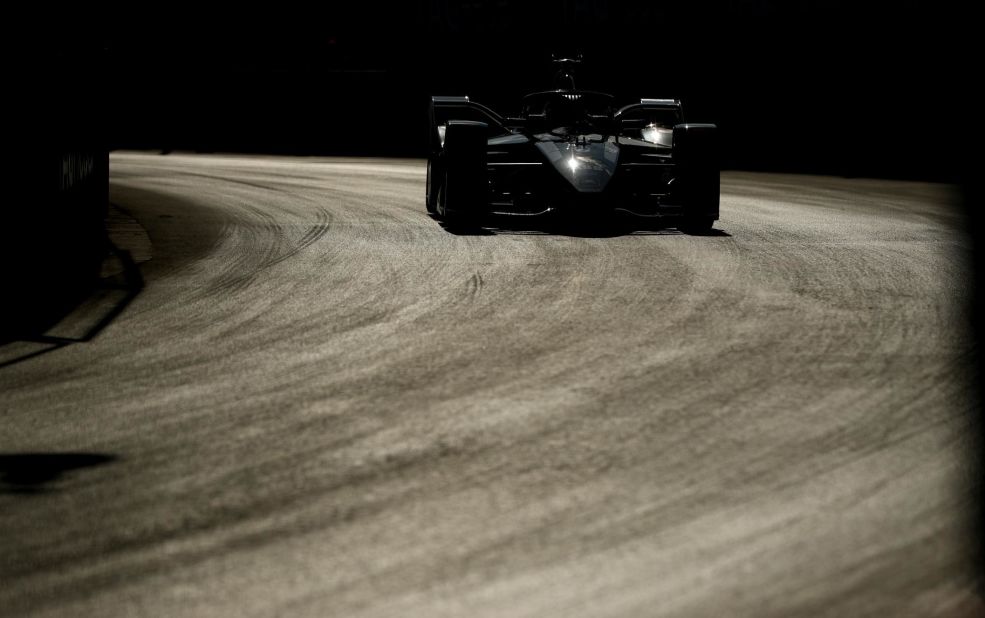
<box><xmin>1</xmin><ymin>153</ymin><xmax>980</xmax><ymax>617</ymax></box>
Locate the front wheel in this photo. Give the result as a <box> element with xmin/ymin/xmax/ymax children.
<box><xmin>426</xmin><ymin>157</ymin><xmax>439</xmax><ymax>214</ymax></box>
<box><xmin>673</xmin><ymin>123</ymin><xmax>719</xmax><ymax>234</ymax></box>
<box><xmin>438</xmin><ymin>120</ymin><xmax>488</xmax><ymax>230</ymax></box>
<box><xmin>437</xmin><ymin>171</ymin><xmax>481</xmax><ymax>231</ymax></box>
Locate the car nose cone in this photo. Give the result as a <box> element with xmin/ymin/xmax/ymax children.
<box><xmin>536</xmin><ymin>138</ymin><xmax>620</xmax><ymax>193</ymax></box>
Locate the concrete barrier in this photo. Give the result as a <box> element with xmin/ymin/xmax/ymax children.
<box><xmin>2</xmin><ymin>50</ymin><xmax>108</xmax><ymax>338</ymax></box>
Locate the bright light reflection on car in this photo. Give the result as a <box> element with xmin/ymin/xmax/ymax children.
<box><xmin>641</xmin><ymin>123</ymin><xmax>673</xmax><ymax>146</ymax></box>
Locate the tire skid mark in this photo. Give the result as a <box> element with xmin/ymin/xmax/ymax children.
<box><xmin>7</xmin><ymin>154</ymin><xmax>967</xmax><ymax>618</ymax></box>
<box><xmin>192</xmin><ymin>195</ymin><xmax>332</xmax><ymax>299</ymax></box>
<box><xmin>466</xmin><ymin>271</ymin><xmax>484</xmax><ymax>299</ymax></box>
<box><xmin>265</xmin><ymin>207</ymin><xmax>333</xmax><ymax>268</ymax></box>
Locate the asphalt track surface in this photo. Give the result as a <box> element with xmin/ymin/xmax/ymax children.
<box><xmin>1</xmin><ymin>152</ymin><xmax>980</xmax><ymax>617</ymax></box>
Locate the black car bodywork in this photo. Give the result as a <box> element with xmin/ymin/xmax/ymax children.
<box><xmin>427</xmin><ymin>59</ymin><xmax>719</xmax><ymax>231</ymax></box>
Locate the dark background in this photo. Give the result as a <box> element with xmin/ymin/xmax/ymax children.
<box><xmin>16</xmin><ymin>0</ymin><xmax>972</xmax><ymax>181</ymax></box>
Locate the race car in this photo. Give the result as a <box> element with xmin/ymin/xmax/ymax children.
<box><xmin>426</xmin><ymin>57</ymin><xmax>719</xmax><ymax>232</ymax></box>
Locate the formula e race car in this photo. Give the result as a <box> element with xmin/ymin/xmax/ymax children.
<box><xmin>426</xmin><ymin>57</ymin><xmax>719</xmax><ymax>232</ymax></box>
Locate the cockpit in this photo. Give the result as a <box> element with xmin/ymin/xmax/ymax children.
<box><xmin>522</xmin><ymin>91</ymin><xmax>615</xmax><ymax>136</ymax></box>
<box><xmin>520</xmin><ymin>91</ymin><xmax>682</xmax><ymax>146</ymax></box>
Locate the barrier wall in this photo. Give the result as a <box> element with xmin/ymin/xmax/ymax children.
<box><xmin>2</xmin><ymin>51</ymin><xmax>108</xmax><ymax>337</ymax></box>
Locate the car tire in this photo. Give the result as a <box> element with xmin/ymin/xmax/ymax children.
<box><xmin>439</xmin><ymin>120</ymin><xmax>487</xmax><ymax>229</ymax></box>
<box><xmin>426</xmin><ymin>157</ymin><xmax>439</xmax><ymax>214</ymax></box>
<box><xmin>673</xmin><ymin>123</ymin><xmax>719</xmax><ymax>234</ymax></box>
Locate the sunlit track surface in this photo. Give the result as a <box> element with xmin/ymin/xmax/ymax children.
<box><xmin>0</xmin><ymin>152</ymin><xmax>979</xmax><ymax>617</ymax></box>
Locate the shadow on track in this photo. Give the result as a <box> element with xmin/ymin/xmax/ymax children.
<box><xmin>0</xmin><ymin>241</ymin><xmax>144</xmax><ymax>369</ymax></box>
<box><xmin>432</xmin><ymin>213</ymin><xmax>731</xmax><ymax>238</ymax></box>
<box><xmin>0</xmin><ymin>453</ymin><xmax>118</xmax><ymax>495</ymax></box>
